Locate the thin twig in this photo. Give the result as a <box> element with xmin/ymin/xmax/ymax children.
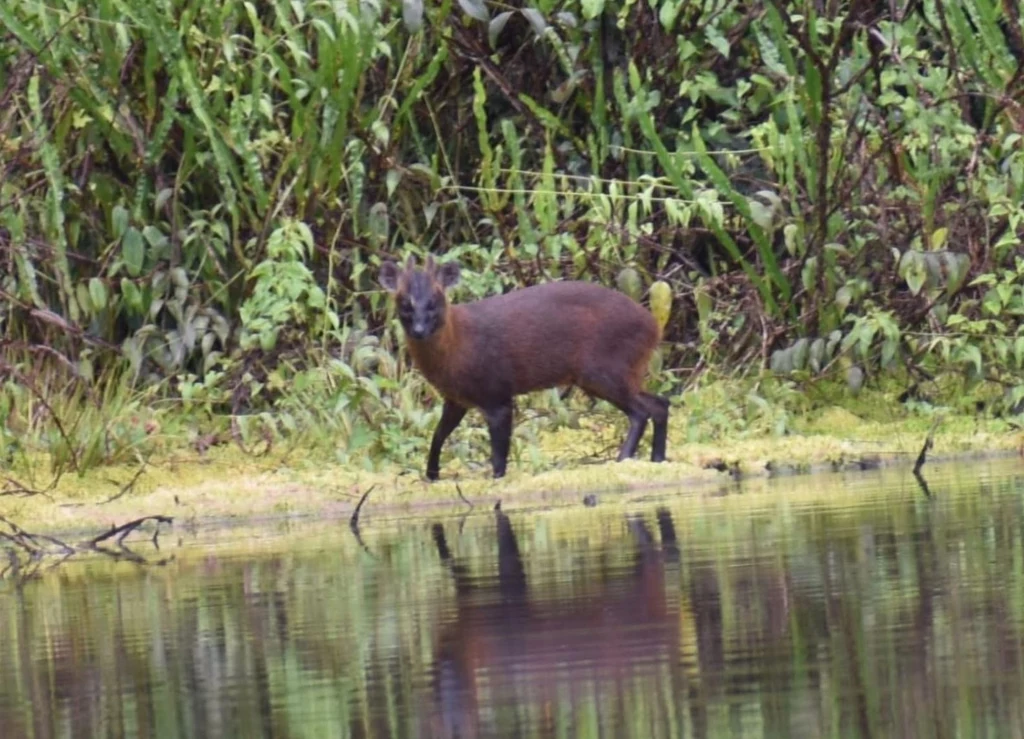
<box><xmin>455</xmin><ymin>483</ymin><xmax>473</xmax><ymax>510</ymax></box>
<box><xmin>0</xmin><ymin>476</ymin><xmax>56</xmax><ymax>500</ymax></box>
<box><xmin>97</xmin><ymin>459</ymin><xmax>149</xmax><ymax>504</ymax></box>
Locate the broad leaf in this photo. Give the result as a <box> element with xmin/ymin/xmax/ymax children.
<box><xmin>488</xmin><ymin>11</ymin><xmax>513</xmax><ymax>47</ymax></box>
<box><xmin>457</xmin><ymin>0</ymin><xmax>489</xmax><ymax>22</ymax></box>
<box><xmin>402</xmin><ymin>0</ymin><xmax>423</xmax><ymax>32</ymax></box>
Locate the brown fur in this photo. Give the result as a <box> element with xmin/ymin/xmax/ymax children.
<box><xmin>407</xmin><ymin>282</ymin><xmax>659</xmax><ymax>409</ymax></box>
<box><xmin>380</xmin><ymin>256</ymin><xmax>669</xmax><ymax>479</ymax></box>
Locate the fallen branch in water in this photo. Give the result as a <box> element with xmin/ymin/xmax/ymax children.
<box><xmin>348</xmin><ymin>485</ymin><xmax>376</xmax><ymax>557</ymax></box>
<box><xmin>0</xmin><ymin>514</ymin><xmax>174</xmax><ymax>582</ymax></box>
<box><xmin>0</xmin><ymin>515</ymin><xmax>75</xmax><ymax>557</ymax></box>
<box><xmin>89</xmin><ymin>515</ymin><xmax>173</xmax><ymax>548</ymax></box>
<box><xmin>913</xmin><ymin>417</ymin><xmax>942</xmax><ymax>499</ymax></box>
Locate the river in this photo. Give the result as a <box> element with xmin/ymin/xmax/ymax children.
<box><xmin>2</xmin><ymin>458</ymin><xmax>1023</xmax><ymax>738</ymax></box>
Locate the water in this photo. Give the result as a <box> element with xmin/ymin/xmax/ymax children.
<box><xmin>3</xmin><ymin>459</ymin><xmax>1024</xmax><ymax>738</ymax></box>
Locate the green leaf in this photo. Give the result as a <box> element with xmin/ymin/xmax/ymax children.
<box><xmin>754</xmin><ymin>21</ymin><xmax>789</xmax><ymax>77</ymax></box>
<box><xmin>121</xmin><ymin>278</ymin><xmax>143</xmax><ymax>313</ymax></box>
<box><xmin>76</xmin><ymin>283</ymin><xmax>92</xmax><ymax>318</ymax></box>
<box><xmin>122</xmin><ymin>227</ymin><xmax>145</xmax><ymax>277</ymax></box>
<box><xmin>489</xmin><ymin>11</ymin><xmax>513</xmax><ymax>47</ymax></box>
<box><xmin>521</xmin><ymin>8</ymin><xmax>547</xmax><ymax>37</ymax></box>
<box><xmin>809</xmin><ymin>338</ymin><xmax>826</xmax><ymax>373</ymax></box>
<box><xmin>930</xmin><ymin>227</ymin><xmax>948</xmax><ymax>250</ymax></box>
<box><xmin>881</xmin><ymin>338</ymin><xmax>898</xmax><ymax>369</ymax></box>
<box><xmin>89</xmin><ymin>278</ymin><xmax>108</xmax><ymax>311</ymax></box>
<box><xmin>402</xmin><ymin>0</ymin><xmax>423</xmax><ymax>32</ymax></box>
<box><xmin>791</xmin><ymin>338</ymin><xmax>810</xmax><ymax>371</ymax></box>
<box><xmin>705</xmin><ymin>26</ymin><xmax>730</xmax><ymax>58</ymax></box>
<box><xmin>923</xmin><ymin>252</ymin><xmax>942</xmax><ymax>290</ymax></box>
<box><xmin>695</xmin><ymin>286</ymin><xmax>712</xmax><ymax>325</ymax></box>
<box><xmin>143</xmin><ymin>225</ymin><xmax>168</xmax><ymax>249</ymax></box>
<box><xmin>957</xmin><ymin>344</ymin><xmax>983</xmax><ymax>376</ymax></box>
<box><xmin>982</xmin><ymin>288</ymin><xmax>1003</xmax><ymax>316</ymax></box>
<box><xmin>846</xmin><ymin>365</ymin><xmax>865</xmax><ymax>393</ymax></box>
<box><xmin>155</xmin><ymin>188</ymin><xmax>173</xmax><ymax>213</ymax></box>
<box><xmin>457</xmin><ymin>0</ymin><xmax>489</xmax><ymax>22</ymax></box>
<box><xmin>368</xmin><ymin>202</ymin><xmax>389</xmax><ymax>245</ymax></box>
<box><xmin>0</xmin><ymin>2</ymin><xmax>41</xmax><ymax>53</ymax></box>
<box><xmin>783</xmin><ymin>223</ymin><xmax>801</xmax><ymax>256</ymax></box>
<box><xmin>408</xmin><ymin>163</ymin><xmax>441</xmax><ymax>190</ymax></box>
<box><xmin>943</xmin><ymin>252</ymin><xmax>970</xmax><ymax>296</ymax></box>
<box><xmin>802</xmin><ymin>256</ymin><xmax>818</xmax><ymax>293</ymax></box>
<box><xmin>555</xmin><ymin>11</ymin><xmax>577</xmax><ymax>28</ymax></box>
<box><xmin>659</xmin><ymin>0</ymin><xmax>682</xmax><ymax>31</ymax></box>
<box><xmin>770</xmin><ymin>347</ymin><xmax>793</xmax><ymax>374</ymax></box>
<box><xmin>112</xmin><ymin>205</ymin><xmax>130</xmax><ymax>239</ymax></box>
<box><xmin>900</xmin><ymin>251</ymin><xmax>926</xmax><ymax>296</ymax></box>
<box><xmin>825</xmin><ymin>330</ymin><xmax>843</xmax><ymax>359</ymax></box>
<box><xmin>835</xmin><ymin>286</ymin><xmax>852</xmax><ymax>314</ymax></box>
<box><xmin>386</xmin><ymin>169</ymin><xmax>402</xmax><ymax>198</ymax></box>
<box><xmin>616</xmin><ymin>267</ymin><xmax>643</xmax><ymax>301</ymax></box>
<box><xmin>581</xmin><ymin>0</ymin><xmax>605</xmax><ymax>20</ymax></box>
<box><xmin>804</xmin><ymin>64</ymin><xmax>822</xmax><ymax>126</ymax></box>
<box><xmin>748</xmin><ymin>199</ymin><xmax>774</xmax><ymax>229</ymax></box>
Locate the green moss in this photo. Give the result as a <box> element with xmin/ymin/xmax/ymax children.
<box><xmin>799</xmin><ymin>406</ymin><xmax>867</xmax><ymax>434</ymax></box>
<box><xmin>4</xmin><ymin>378</ymin><xmax>1022</xmax><ymax>537</ymax></box>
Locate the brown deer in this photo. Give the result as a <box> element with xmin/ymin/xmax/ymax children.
<box><xmin>379</xmin><ymin>255</ymin><xmax>669</xmax><ymax>479</ymax></box>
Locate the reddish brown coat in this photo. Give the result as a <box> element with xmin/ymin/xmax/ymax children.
<box><xmin>404</xmin><ymin>281</ymin><xmax>660</xmax><ymax>412</ymax></box>
<box><xmin>380</xmin><ymin>256</ymin><xmax>669</xmax><ymax>479</ymax></box>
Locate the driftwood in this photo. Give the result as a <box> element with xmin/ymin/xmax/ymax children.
<box><xmin>0</xmin><ymin>514</ymin><xmax>173</xmax><ymax>583</ymax></box>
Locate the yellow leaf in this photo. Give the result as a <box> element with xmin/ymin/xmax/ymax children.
<box><xmin>649</xmin><ymin>280</ymin><xmax>673</xmax><ymax>330</ymax></box>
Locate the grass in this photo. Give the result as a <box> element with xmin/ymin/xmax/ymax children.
<box><xmin>3</xmin><ymin>376</ymin><xmax>1022</xmax><ymax>537</ymax></box>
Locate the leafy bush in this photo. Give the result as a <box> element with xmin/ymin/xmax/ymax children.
<box><xmin>2</xmin><ymin>0</ymin><xmax>1023</xmax><ymax>472</ymax></box>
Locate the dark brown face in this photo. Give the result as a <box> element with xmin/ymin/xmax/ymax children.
<box><xmin>397</xmin><ymin>270</ymin><xmax>447</xmax><ymax>340</ymax></box>
<box><xmin>379</xmin><ymin>255</ymin><xmax>462</xmax><ymax>341</ymax></box>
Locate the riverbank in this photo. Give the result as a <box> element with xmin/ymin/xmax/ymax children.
<box><xmin>3</xmin><ymin>388</ymin><xmax>1021</xmax><ymax>538</ymax></box>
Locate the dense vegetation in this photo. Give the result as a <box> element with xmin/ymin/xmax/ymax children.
<box><xmin>1</xmin><ymin>0</ymin><xmax>1023</xmax><ymax>475</ymax></box>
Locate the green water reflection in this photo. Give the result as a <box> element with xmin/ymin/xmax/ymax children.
<box><xmin>3</xmin><ymin>461</ymin><xmax>1024</xmax><ymax>738</ymax></box>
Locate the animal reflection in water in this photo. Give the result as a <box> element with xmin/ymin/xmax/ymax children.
<box><xmin>424</xmin><ymin>506</ymin><xmax>683</xmax><ymax>737</ymax></box>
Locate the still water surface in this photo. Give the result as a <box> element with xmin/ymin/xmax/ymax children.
<box><xmin>3</xmin><ymin>460</ymin><xmax>1024</xmax><ymax>738</ymax></box>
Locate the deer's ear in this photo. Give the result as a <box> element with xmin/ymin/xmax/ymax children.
<box><xmin>379</xmin><ymin>260</ymin><xmax>401</xmax><ymax>292</ymax></box>
<box><xmin>436</xmin><ymin>260</ymin><xmax>461</xmax><ymax>289</ymax></box>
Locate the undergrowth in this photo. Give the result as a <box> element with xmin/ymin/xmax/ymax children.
<box><xmin>3</xmin><ymin>0</ymin><xmax>1024</xmax><ymax>484</ymax></box>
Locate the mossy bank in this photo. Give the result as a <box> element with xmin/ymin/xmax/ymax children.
<box><xmin>4</xmin><ymin>379</ymin><xmax>1022</xmax><ymax>538</ymax></box>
